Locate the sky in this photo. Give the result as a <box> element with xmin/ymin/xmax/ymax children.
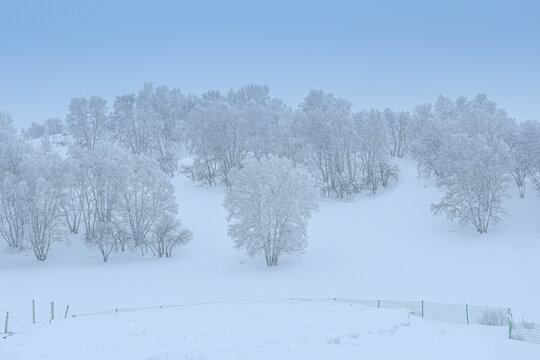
<box><xmin>1</xmin><ymin>0</ymin><xmax>539</xmax><ymax>128</ymax></box>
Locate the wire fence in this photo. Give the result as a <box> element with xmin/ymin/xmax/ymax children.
<box><xmin>2</xmin><ymin>300</ymin><xmax>70</xmax><ymax>338</ymax></box>
<box><xmin>328</xmin><ymin>298</ymin><xmax>512</xmax><ymax>326</ymax></box>
<box><xmin>510</xmin><ymin>321</ymin><xmax>540</xmax><ymax>344</ymax></box>
<box><xmin>2</xmin><ymin>297</ymin><xmax>538</xmax><ymax>344</ymax></box>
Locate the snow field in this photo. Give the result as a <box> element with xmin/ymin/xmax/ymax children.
<box><xmin>1</xmin><ymin>299</ymin><xmax>537</xmax><ymax>360</ymax></box>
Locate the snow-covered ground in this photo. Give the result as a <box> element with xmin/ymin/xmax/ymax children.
<box><xmin>1</xmin><ymin>159</ymin><xmax>539</xmax><ymax>357</ymax></box>
<box><xmin>2</xmin><ymin>299</ymin><xmax>538</xmax><ymax>359</ymax></box>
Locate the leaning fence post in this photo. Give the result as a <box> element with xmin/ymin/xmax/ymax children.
<box><xmin>465</xmin><ymin>304</ymin><xmax>469</xmax><ymax>325</ymax></box>
<box><xmin>32</xmin><ymin>299</ymin><xmax>36</xmax><ymax>324</ymax></box>
<box><xmin>64</xmin><ymin>305</ymin><xmax>70</xmax><ymax>319</ymax></box>
<box><xmin>421</xmin><ymin>301</ymin><xmax>424</xmax><ymax>318</ymax></box>
<box><xmin>4</xmin><ymin>311</ymin><xmax>8</xmax><ymax>333</ymax></box>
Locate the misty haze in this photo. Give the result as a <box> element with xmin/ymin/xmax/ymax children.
<box><xmin>1</xmin><ymin>1</ymin><xmax>540</xmax><ymax>359</ymax></box>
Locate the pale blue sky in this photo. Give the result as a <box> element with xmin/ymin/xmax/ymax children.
<box><xmin>1</xmin><ymin>0</ymin><xmax>539</xmax><ymax>127</ymax></box>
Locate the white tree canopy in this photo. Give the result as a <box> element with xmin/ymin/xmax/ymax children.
<box><xmin>224</xmin><ymin>156</ymin><xmax>318</xmax><ymax>266</ymax></box>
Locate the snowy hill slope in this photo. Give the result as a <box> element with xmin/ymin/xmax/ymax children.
<box><xmin>1</xmin><ymin>158</ymin><xmax>539</xmax><ymax>355</ymax></box>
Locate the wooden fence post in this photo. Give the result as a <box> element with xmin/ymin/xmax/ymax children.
<box><xmin>4</xmin><ymin>311</ymin><xmax>8</xmax><ymax>333</ymax></box>
<box><xmin>465</xmin><ymin>304</ymin><xmax>469</xmax><ymax>325</ymax></box>
<box><xmin>32</xmin><ymin>299</ymin><xmax>36</xmax><ymax>324</ymax></box>
<box><xmin>64</xmin><ymin>305</ymin><xmax>69</xmax><ymax>319</ymax></box>
<box><xmin>51</xmin><ymin>301</ymin><xmax>54</xmax><ymax>321</ymax></box>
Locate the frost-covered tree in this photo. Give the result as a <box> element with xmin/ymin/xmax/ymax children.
<box><xmin>227</xmin><ymin>84</ymin><xmax>292</xmax><ymax>159</ymax></box>
<box><xmin>0</xmin><ymin>173</ymin><xmax>30</xmax><ymax>250</ymax></box>
<box><xmin>0</xmin><ymin>111</ymin><xmax>26</xmax><ymax>176</ymax></box>
<box><xmin>185</xmin><ymin>85</ymin><xmax>292</xmax><ymax>187</ymax></box>
<box><xmin>68</xmin><ymin>141</ymin><xmax>186</xmax><ymax>260</ymax></box>
<box><xmin>224</xmin><ymin>156</ymin><xmax>318</xmax><ymax>266</ymax></box>
<box><xmin>412</xmin><ymin>94</ymin><xmax>514</xmax><ymax>178</ymax></box>
<box><xmin>410</xmin><ymin>100</ymin><xmax>454</xmax><ymax>178</ymax></box>
<box><xmin>147</xmin><ymin>214</ymin><xmax>192</xmax><ymax>257</ymax></box>
<box><xmin>431</xmin><ymin>134</ymin><xmax>511</xmax><ymax>233</ymax></box>
<box><xmin>112</xmin><ymin>83</ymin><xmax>191</xmax><ymax>176</ymax></box>
<box><xmin>383</xmin><ymin>108</ymin><xmax>413</xmax><ymax>158</ymax></box>
<box><xmin>44</xmin><ymin>117</ymin><xmax>65</xmax><ymax>136</ymax></box>
<box><xmin>60</xmin><ymin>158</ymin><xmax>82</xmax><ymax>234</ymax></box>
<box><xmin>185</xmin><ymin>93</ymin><xmax>249</xmax><ymax>186</ymax></box>
<box><xmin>22</xmin><ymin>152</ymin><xmax>67</xmax><ymax>260</ymax></box>
<box><xmin>355</xmin><ymin>110</ymin><xmax>399</xmax><ymax>193</ymax></box>
<box><xmin>66</xmin><ymin>96</ymin><xmax>109</xmax><ymax>150</ymax></box>
<box><xmin>0</xmin><ymin>110</ymin><xmax>15</xmax><ymax>135</ymax></box>
<box><xmin>24</xmin><ymin>122</ymin><xmax>45</xmax><ymax>139</ymax></box>
<box><xmin>505</xmin><ymin>120</ymin><xmax>540</xmax><ymax>197</ymax></box>
<box><xmin>70</xmin><ymin>143</ymin><xmax>130</xmax><ymax>261</ymax></box>
<box><xmin>119</xmin><ymin>153</ymin><xmax>177</xmax><ymax>254</ymax></box>
<box><xmin>0</xmin><ymin>115</ymin><xmax>30</xmax><ymax>250</ymax></box>
<box><xmin>293</xmin><ymin>90</ymin><xmax>399</xmax><ymax>198</ymax></box>
<box><xmin>294</xmin><ymin>90</ymin><xmax>355</xmax><ymax>197</ymax></box>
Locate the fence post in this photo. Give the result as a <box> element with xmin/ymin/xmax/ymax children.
<box><xmin>507</xmin><ymin>308</ymin><xmax>513</xmax><ymax>339</ymax></box>
<box><xmin>51</xmin><ymin>301</ymin><xmax>54</xmax><ymax>321</ymax></box>
<box><xmin>4</xmin><ymin>311</ymin><xmax>8</xmax><ymax>333</ymax></box>
<box><xmin>421</xmin><ymin>301</ymin><xmax>424</xmax><ymax>318</ymax></box>
<box><xmin>32</xmin><ymin>299</ymin><xmax>35</xmax><ymax>324</ymax></box>
<box><xmin>377</xmin><ymin>300</ymin><xmax>380</xmax><ymax>308</ymax></box>
<box><xmin>64</xmin><ymin>305</ymin><xmax>70</xmax><ymax>319</ymax></box>
<box><xmin>465</xmin><ymin>304</ymin><xmax>469</xmax><ymax>325</ymax></box>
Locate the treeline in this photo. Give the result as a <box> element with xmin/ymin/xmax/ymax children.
<box><xmin>1</xmin><ymin>84</ymin><xmax>539</xmax><ymax>261</ymax></box>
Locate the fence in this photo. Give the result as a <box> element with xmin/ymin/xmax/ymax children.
<box><xmin>510</xmin><ymin>321</ymin><xmax>540</xmax><ymax>344</ymax></box>
<box><xmin>328</xmin><ymin>298</ymin><xmax>512</xmax><ymax>326</ymax></box>
<box><xmin>2</xmin><ymin>297</ymin><xmax>538</xmax><ymax>344</ymax></box>
<box><xmin>2</xmin><ymin>299</ymin><xmax>70</xmax><ymax>338</ymax></box>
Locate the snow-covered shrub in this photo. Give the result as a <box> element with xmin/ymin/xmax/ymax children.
<box><xmin>477</xmin><ymin>310</ymin><xmax>508</xmax><ymax>326</ymax></box>
<box><xmin>520</xmin><ymin>318</ymin><xmax>536</xmax><ymax>330</ymax></box>
<box><xmin>224</xmin><ymin>156</ymin><xmax>318</xmax><ymax>266</ymax></box>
